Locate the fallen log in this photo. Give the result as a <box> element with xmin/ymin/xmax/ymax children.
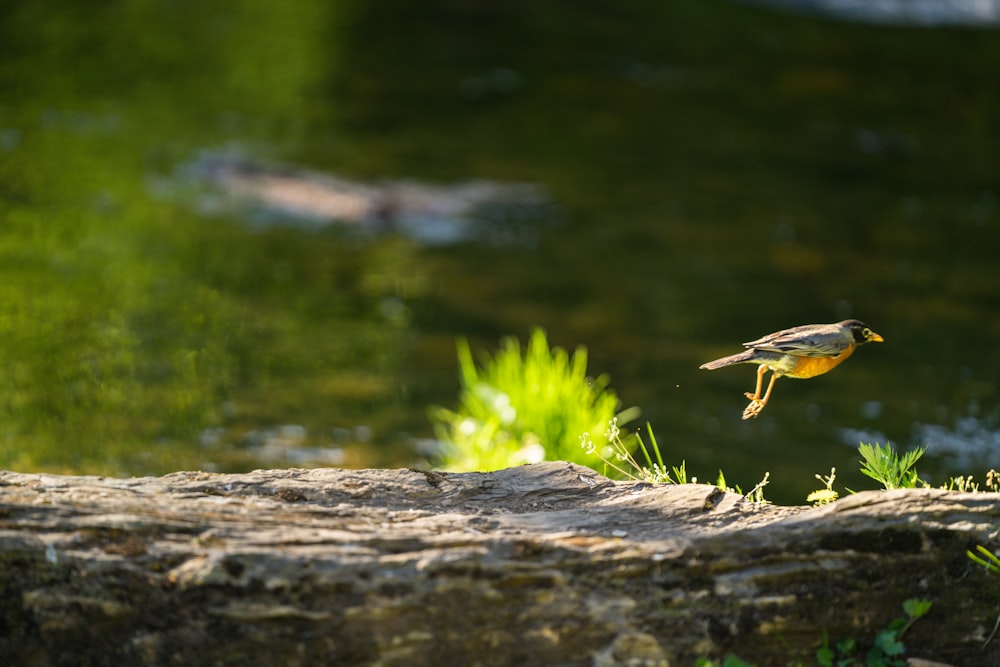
<box><xmin>0</xmin><ymin>462</ymin><xmax>997</xmax><ymax>666</ymax></box>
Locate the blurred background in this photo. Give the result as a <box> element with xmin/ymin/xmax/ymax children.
<box><xmin>1</xmin><ymin>0</ymin><xmax>998</xmax><ymax>504</ymax></box>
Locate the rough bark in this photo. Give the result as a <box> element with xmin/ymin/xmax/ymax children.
<box><xmin>0</xmin><ymin>462</ymin><xmax>997</xmax><ymax>666</ymax></box>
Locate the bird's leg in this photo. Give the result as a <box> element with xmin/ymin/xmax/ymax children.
<box><xmin>758</xmin><ymin>371</ymin><xmax>779</xmax><ymax>405</ymax></box>
<box><xmin>744</xmin><ymin>364</ymin><xmax>768</xmax><ymax>402</ymax></box>
<box><xmin>743</xmin><ymin>366</ymin><xmax>778</xmax><ymax>420</ymax></box>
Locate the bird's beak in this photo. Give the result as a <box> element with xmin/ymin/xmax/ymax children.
<box><xmin>870</xmin><ymin>332</ymin><xmax>884</xmax><ymax>343</ymax></box>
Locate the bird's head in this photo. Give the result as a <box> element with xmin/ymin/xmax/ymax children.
<box><xmin>841</xmin><ymin>319</ymin><xmax>884</xmax><ymax>345</ymax></box>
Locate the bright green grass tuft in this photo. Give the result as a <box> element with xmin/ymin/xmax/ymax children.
<box><xmin>428</xmin><ymin>328</ymin><xmax>635</xmax><ymax>471</ymax></box>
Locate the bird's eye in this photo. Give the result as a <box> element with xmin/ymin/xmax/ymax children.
<box><xmin>862</xmin><ymin>327</ymin><xmax>872</xmax><ymax>338</ymax></box>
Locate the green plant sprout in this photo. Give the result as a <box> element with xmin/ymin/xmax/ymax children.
<box><xmin>583</xmin><ymin>419</ymin><xmax>673</xmax><ymax>484</ymax></box>
<box><xmin>946</xmin><ymin>468</ymin><xmax>1000</xmax><ymax>493</ymax></box>
<box><xmin>741</xmin><ymin>472</ymin><xmax>770</xmax><ymax>503</ymax></box>
<box><xmin>671</xmin><ymin>459</ymin><xmax>690</xmax><ymax>485</ymax></box>
<box><xmin>807</xmin><ymin>467</ymin><xmax>839</xmax><ymax>506</ymax></box>
<box><xmin>429</xmin><ymin>328</ymin><xmax>634</xmax><ymax>471</ymax></box>
<box><xmin>965</xmin><ymin>545</ymin><xmax>1000</xmax><ymax>649</ymax></box>
<box><xmin>818</xmin><ymin>455</ymin><xmax>997</xmax><ymax>503</ymax></box>
<box><xmin>715</xmin><ymin>469</ymin><xmax>728</xmax><ymax>491</ymax></box>
<box><xmin>857</xmin><ymin>442</ymin><xmax>926</xmax><ymax>490</ymax></box>
<box><xmin>967</xmin><ymin>544</ymin><xmax>1000</xmax><ymax>575</ymax></box>
<box><xmin>584</xmin><ymin>420</ymin><xmax>769</xmax><ymax>500</ymax></box>
<box><xmin>694</xmin><ymin>598</ymin><xmax>932</xmax><ymax>667</ymax></box>
<box><xmin>635</xmin><ymin>421</ymin><xmax>668</xmax><ymax>480</ymax></box>
<box><xmin>943</xmin><ymin>475</ymin><xmax>979</xmax><ymax>492</ymax></box>
<box><xmin>712</xmin><ymin>468</ymin><xmax>770</xmax><ymax>501</ymax></box>
<box><xmin>816</xmin><ymin>598</ymin><xmax>931</xmax><ymax>667</ymax></box>
<box><xmin>697</xmin><ymin>599</ymin><xmax>932</xmax><ymax>667</ymax></box>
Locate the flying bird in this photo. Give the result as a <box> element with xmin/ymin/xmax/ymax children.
<box><xmin>699</xmin><ymin>319</ymin><xmax>884</xmax><ymax>419</ymax></box>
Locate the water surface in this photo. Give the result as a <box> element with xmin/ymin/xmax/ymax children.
<box><xmin>1</xmin><ymin>0</ymin><xmax>998</xmax><ymax>503</ymax></box>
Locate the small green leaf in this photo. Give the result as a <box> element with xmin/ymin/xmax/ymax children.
<box><xmin>835</xmin><ymin>637</ymin><xmax>856</xmax><ymax>655</ymax></box>
<box><xmin>807</xmin><ymin>488</ymin><xmax>839</xmax><ymax>505</ymax></box>
<box><xmin>902</xmin><ymin>598</ymin><xmax>932</xmax><ymax>619</ymax></box>
<box><xmin>886</xmin><ymin>617</ymin><xmax>907</xmax><ymax>632</ymax></box>
<box><xmin>873</xmin><ymin>629</ymin><xmax>904</xmax><ymax>655</ymax></box>
<box><xmin>864</xmin><ymin>647</ymin><xmax>889</xmax><ymax>667</ymax></box>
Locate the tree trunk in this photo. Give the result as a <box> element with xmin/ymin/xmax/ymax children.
<box><xmin>1</xmin><ymin>462</ymin><xmax>997</xmax><ymax>666</ymax></box>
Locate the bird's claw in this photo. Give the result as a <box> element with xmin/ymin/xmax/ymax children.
<box><xmin>742</xmin><ymin>397</ymin><xmax>765</xmax><ymax>420</ymax></box>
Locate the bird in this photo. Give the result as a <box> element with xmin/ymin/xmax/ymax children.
<box><xmin>699</xmin><ymin>319</ymin><xmax>884</xmax><ymax>420</ymax></box>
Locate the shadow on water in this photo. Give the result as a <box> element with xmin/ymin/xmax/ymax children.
<box><xmin>0</xmin><ymin>0</ymin><xmax>998</xmax><ymax>503</ymax></box>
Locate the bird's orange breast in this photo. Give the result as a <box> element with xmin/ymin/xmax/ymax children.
<box><xmin>786</xmin><ymin>346</ymin><xmax>855</xmax><ymax>379</ymax></box>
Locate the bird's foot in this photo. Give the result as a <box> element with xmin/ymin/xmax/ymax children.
<box><xmin>742</xmin><ymin>398</ymin><xmax>765</xmax><ymax>420</ymax></box>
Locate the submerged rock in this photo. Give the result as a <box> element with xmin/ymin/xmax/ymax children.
<box><xmin>746</xmin><ymin>0</ymin><xmax>1000</xmax><ymax>25</ymax></box>
<box><xmin>176</xmin><ymin>152</ymin><xmax>553</xmax><ymax>246</ymax></box>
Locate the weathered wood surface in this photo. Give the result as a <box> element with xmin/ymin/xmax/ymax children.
<box><xmin>0</xmin><ymin>462</ymin><xmax>997</xmax><ymax>666</ymax></box>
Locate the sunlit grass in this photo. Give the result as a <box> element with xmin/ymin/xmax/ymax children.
<box><xmin>582</xmin><ymin>420</ymin><xmax>674</xmax><ymax>484</ymax></box>
<box><xmin>429</xmin><ymin>328</ymin><xmax>636</xmax><ymax>471</ymax></box>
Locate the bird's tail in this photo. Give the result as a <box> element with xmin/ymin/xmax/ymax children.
<box><xmin>699</xmin><ymin>349</ymin><xmax>755</xmax><ymax>370</ymax></box>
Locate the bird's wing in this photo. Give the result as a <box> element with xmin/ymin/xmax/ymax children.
<box><xmin>743</xmin><ymin>325</ymin><xmax>851</xmax><ymax>358</ymax></box>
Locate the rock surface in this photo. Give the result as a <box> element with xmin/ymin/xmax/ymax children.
<box><xmin>0</xmin><ymin>462</ymin><xmax>998</xmax><ymax>666</ymax></box>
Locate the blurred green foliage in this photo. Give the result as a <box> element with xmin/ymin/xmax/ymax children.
<box><xmin>429</xmin><ymin>329</ymin><xmax>630</xmax><ymax>471</ymax></box>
